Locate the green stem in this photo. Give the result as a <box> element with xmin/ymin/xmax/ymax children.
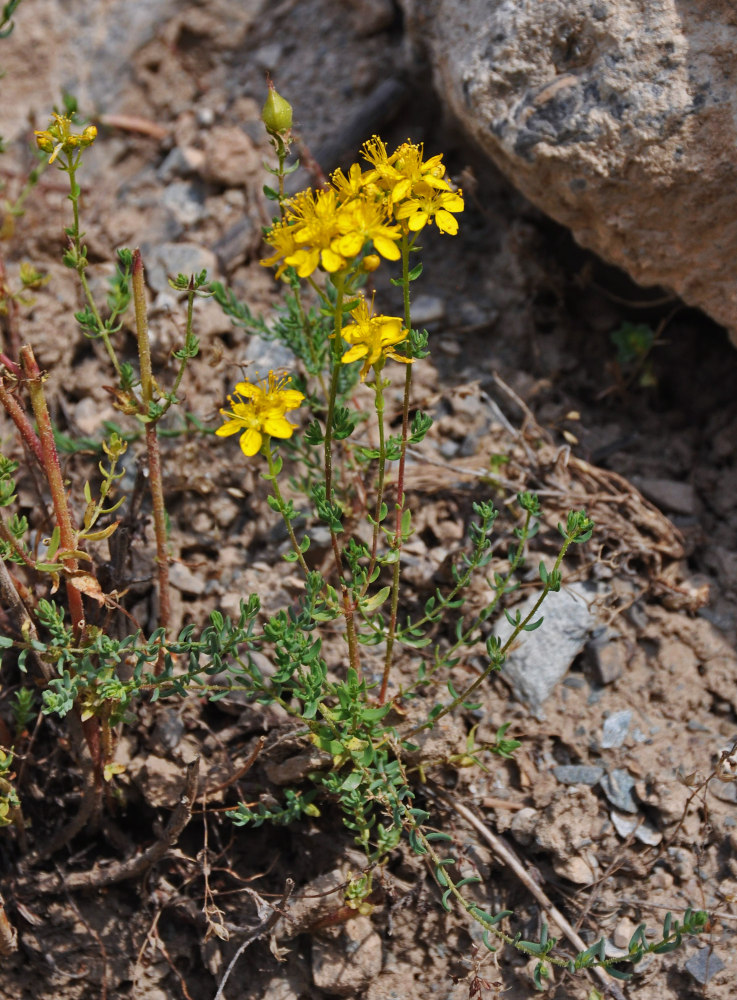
<box><xmin>130</xmin><ymin>252</ymin><xmax>170</xmax><ymax>657</ymax></box>
<box><xmin>378</xmin><ymin>234</ymin><xmax>413</xmax><ymax>704</ymax></box>
<box><xmin>322</xmin><ymin>273</ymin><xmax>361</xmax><ymax>679</ymax></box>
<box><xmin>158</xmin><ymin>279</ymin><xmax>196</xmax><ymax>419</ymax></box>
<box><xmin>64</xmin><ymin>153</ymin><xmax>121</xmax><ymax>377</ymax></box>
<box><xmin>406</xmin><ymin>533</ymin><xmax>577</xmax><ymax>738</ymax></box>
<box><xmin>265</xmin><ymin>437</ymin><xmax>309</xmax><ymax>574</ymax></box>
<box><xmin>361</xmin><ymin>372</ymin><xmax>388</xmax><ymax>596</ymax></box>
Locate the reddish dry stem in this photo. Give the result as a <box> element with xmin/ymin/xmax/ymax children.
<box><xmin>19</xmin><ymin>345</ymin><xmax>84</xmax><ymax>633</ymax></box>
<box><xmin>145</xmin><ymin>422</ymin><xmax>171</xmax><ymax>662</ymax></box>
<box><xmin>0</xmin><ymin>376</ymin><xmax>44</xmax><ymax>464</ymax></box>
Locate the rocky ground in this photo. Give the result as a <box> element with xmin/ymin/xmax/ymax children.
<box><xmin>1</xmin><ymin>2</ymin><xmax>737</xmax><ymax>999</ymax></box>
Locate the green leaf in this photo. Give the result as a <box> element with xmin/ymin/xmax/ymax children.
<box><xmin>523</xmin><ymin>616</ymin><xmax>544</xmax><ymax>632</ymax></box>
<box><xmin>408</xmin><ymin>262</ymin><xmax>423</xmax><ymax>281</ymax></box>
<box><xmin>360</xmin><ymin>586</ymin><xmax>391</xmax><ymax>613</ymax></box>
<box><xmin>340</xmin><ymin>771</ymin><xmax>363</xmax><ymax>793</ymax></box>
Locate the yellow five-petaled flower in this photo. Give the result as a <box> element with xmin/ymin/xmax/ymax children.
<box><xmin>340</xmin><ymin>295</ymin><xmax>411</xmax><ymax>380</ymax></box>
<box><xmin>34</xmin><ymin>113</ymin><xmax>97</xmax><ymax>164</ymax></box>
<box><xmin>216</xmin><ymin>371</ymin><xmax>305</xmax><ymax>457</ymax></box>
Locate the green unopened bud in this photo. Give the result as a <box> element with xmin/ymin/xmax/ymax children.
<box><xmin>262</xmin><ymin>86</ymin><xmax>293</xmax><ymax>135</ymax></box>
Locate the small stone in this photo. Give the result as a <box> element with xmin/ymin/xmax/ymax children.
<box><xmin>552</xmin><ymin>854</ymin><xmax>594</xmax><ymax>884</ymax></box>
<box><xmin>202</xmin><ymin>126</ymin><xmax>260</xmax><ymax>187</ymax></box>
<box><xmin>609</xmin><ymin>809</ymin><xmax>662</xmax><ymax>845</ymax></box>
<box><xmin>612</xmin><ymin>917</ymin><xmax>637</xmax><ymax>950</ymax></box>
<box><xmin>633</xmin><ymin>477</ymin><xmax>698</xmax><ymax>516</ymax></box>
<box><xmin>253</xmin><ymin>43</ymin><xmax>284</xmax><ymax>74</ymax></box>
<box><xmin>410</xmin><ymin>294</ymin><xmax>445</xmax><ymax>326</ymax></box>
<box><xmin>275</xmin><ymin>870</ymin><xmax>345</xmax><ymax>940</ymax></box>
<box><xmin>213</xmin><ymin>217</ymin><xmax>257</xmax><ymax>270</ymax></box>
<box><xmin>312</xmin><ymin>917</ymin><xmax>383</xmax><ymax>996</ymax></box>
<box><xmin>264</xmin><ymin>747</ymin><xmax>333</xmax><ymax>786</ymax></box>
<box><xmin>143</xmin><ymin>242</ymin><xmax>218</xmax><ymax>295</ymax></box>
<box><xmin>169</xmin><ymin>562</ymin><xmax>207</xmax><ymax>596</ymax></box>
<box><xmin>685</xmin><ymin>947</ymin><xmax>725</xmax><ymax>985</ymax></box>
<box><xmin>156</xmin><ymin>145</ymin><xmax>205</xmax><ymax>182</ymax></box>
<box><xmin>587</xmin><ymin>629</ymin><xmax>626</xmax><ymax>685</ymax></box>
<box><xmin>153</xmin><ymin>708</ymin><xmax>184</xmax><ymax>751</ymax></box>
<box><xmin>600</xmin><ymin>769</ymin><xmax>638</xmax><ymax>813</ymax></box>
<box><xmin>509</xmin><ymin>806</ymin><xmax>538</xmax><ymax>846</ymax></box>
<box><xmin>601</xmin><ymin>710</ymin><xmax>632</xmax><ymax>749</ymax></box>
<box><xmin>553</xmin><ymin>764</ymin><xmax>604</xmax><ymax>786</ymax></box>
<box><xmin>344</xmin><ymin>0</ymin><xmax>395</xmax><ymax>35</ymax></box>
<box><xmin>245</xmin><ymin>335</ymin><xmax>297</xmax><ymax>373</ymax></box>
<box><xmin>497</xmin><ymin>583</ymin><xmax>598</xmax><ymax>718</ymax></box>
<box><xmin>162</xmin><ymin>181</ymin><xmax>205</xmax><ymax>226</ymax></box>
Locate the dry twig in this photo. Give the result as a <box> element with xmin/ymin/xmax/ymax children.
<box><xmin>26</xmin><ymin>757</ymin><xmax>200</xmax><ymax>892</ymax></box>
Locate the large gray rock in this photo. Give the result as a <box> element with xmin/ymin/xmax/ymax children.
<box><xmin>402</xmin><ymin>0</ymin><xmax>737</xmax><ymax>344</ymax></box>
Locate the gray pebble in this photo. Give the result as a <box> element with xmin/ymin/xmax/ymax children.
<box><xmin>685</xmin><ymin>947</ymin><xmax>725</xmax><ymax>985</ymax></box>
<box><xmin>497</xmin><ymin>582</ymin><xmax>598</xmax><ymax>718</ymax></box>
<box><xmin>600</xmin><ymin>769</ymin><xmax>639</xmax><ymax>813</ymax></box>
<box><xmin>601</xmin><ymin>709</ymin><xmax>632</xmax><ymax>749</ymax></box>
<box><xmin>609</xmin><ymin>809</ymin><xmax>662</xmax><ymax>846</ymax></box>
<box><xmin>553</xmin><ymin>764</ymin><xmax>604</xmax><ymax>786</ymax></box>
<box><xmin>411</xmin><ymin>294</ymin><xmax>445</xmax><ymax>327</ymax></box>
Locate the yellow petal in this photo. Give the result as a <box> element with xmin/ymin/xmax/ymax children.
<box><xmin>373</xmin><ymin>235</ymin><xmax>401</xmax><ymax>260</ymax></box>
<box><xmin>321</xmin><ymin>247</ymin><xmax>345</xmax><ymax>273</ymax></box>
<box><xmin>239</xmin><ymin>429</ymin><xmax>262</xmax><ymax>456</ymax></box>
<box><xmin>337</xmin><ymin>233</ymin><xmax>364</xmax><ymax>258</ymax></box>
<box><xmin>436</xmin><ymin>210</ymin><xmax>459</xmax><ymax>235</ymax></box>
<box><xmin>408</xmin><ymin>211</ymin><xmax>429</xmax><ymax>231</ymax></box>
<box><xmin>263</xmin><ymin>414</ymin><xmax>296</xmax><ymax>438</ymax></box>
<box><xmin>216</xmin><ymin>419</ymin><xmax>242</xmax><ymax>437</ymax></box>
<box><xmin>342</xmin><ymin>344</ymin><xmax>369</xmax><ymax>364</ymax></box>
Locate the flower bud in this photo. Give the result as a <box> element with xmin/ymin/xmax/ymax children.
<box><xmin>362</xmin><ymin>254</ymin><xmax>381</xmax><ymax>273</ymax></box>
<box><xmin>262</xmin><ymin>86</ymin><xmax>293</xmax><ymax>135</ymax></box>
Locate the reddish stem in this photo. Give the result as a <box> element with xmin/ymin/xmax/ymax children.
<box><xmin>19</xmin><ymin>345</ymin><xmax>84</xmax><ymax>634</ymax></box>
<box><xmin>0</xmin><ymin>376</ymin><xmax>44</xmax><ymax>464</ymax></box>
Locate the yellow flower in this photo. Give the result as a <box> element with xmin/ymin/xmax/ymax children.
<box><xmin>285</xmin><ymin>188</ymin><xmax>346</xmax><ymax>276</ymax></box>
<box><xmin>340</xmin><ymin>295</ymin><xmax>411</xmax><ymax>380</ymax></box>
<box><xmin>362</xmin><ymin>137</ymin><xmax>450</xmax><ymax>205</ymax></box>
<box><xmin>261</xmin><ymin>218</ymin><xmax>301</xmax><ymax>278</ymax></box>
<box><xmin>334</xmin><ymin>197</ymin><xmax>401</xmax><ymax>261</ymax></box>
<box><xmin>216</xmin><ymin>371</ymin><xmax>305</xmax><ymax>456</ymax></box>
<box><xmin>34</xmin><ymin>113</ymin><xmax>97</xmax><ymax>164</ymax></box>
<box><xmin>330</xmin><ymin>162</ymin><xmax>369</xmax><ymax>201</ymax></box>
<box><xmin>393</xmin><ymin>186</ymin><xmax>464</xmax><ymax>235</ymax></box>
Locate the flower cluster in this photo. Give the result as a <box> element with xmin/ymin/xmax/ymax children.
<box><xmin>261</xmin><ymin>137</ymin><xmax>463</xmax><ymax>280</ymax></box>
<box><xmin>34</xmin><ymin>114</ymin><xmax>97</xmax><ymax>164</ymax></box>
<box><xmin>216</xmin><ymin>371</ymin><xmax>304</xmax><ymax>456</ymax></box>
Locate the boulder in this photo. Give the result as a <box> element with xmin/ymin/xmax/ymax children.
<box><xmin>401</xmin><ymin>0</ymin><xmax>737</xmax><ymax>344</ymax></box>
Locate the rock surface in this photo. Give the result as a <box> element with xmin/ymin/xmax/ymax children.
<box><xmin>401</xmin><ymin>0</ymin><xmax>737</xmax><ymax>344</ymax></box>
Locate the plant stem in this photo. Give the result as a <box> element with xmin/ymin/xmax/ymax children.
<box><xmin>362</xmin><ymin>373</ymin><xmax>388</xmax><ymax>596</ymax></box>
<box><xmin>19</xmin><ymin>345</ymin><xmax>84</xmax><ymax>635</ymax></box>
<box><xmin>406</xmin><ymin>533</ymin><xmax>577</xmax><ymax>738</ymax></box>
<box><xmin>322</xmin><ymin>273</ymin><xmax>361</xmax><ymax>679</ymax></box>
<box><xmin>265</xmin><ymin>438</ymin><xmax>309</xmax><ymax>574</ymax></box>
<box><xmin>64</xmin><ymin>153</ymin><xmax>121</xmax><ymax>377</ymax></box>
<box><xmin>131</xmin><ymin>251</ymin><xmax>171</xmax><ymax>657</ymax></box>
<box><xmin>0</xmin><ymin>376</ymin><xmax>43</xmax><ymax>464</ymax></box>
<box><xmin>378</xmin><ymin>235</ymin><xmax>413</xmax><ymax>704</ymax></box>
